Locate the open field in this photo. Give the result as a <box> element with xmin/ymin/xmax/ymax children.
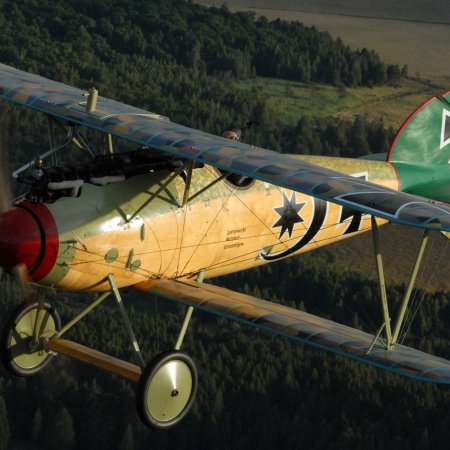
<box><xmin>203</xmin><ymin>0</ymin><xmax>450</xmax><ymax>24</ymax></box>
<box><xmin>195</xmin><ymin>1</ymin><xmax>450</xmax><ymax>81</ymax></box>
<box><xmin>236</xmin><ymin>77</ymin><xmax>441</xmax><ymax>129</ymax></box>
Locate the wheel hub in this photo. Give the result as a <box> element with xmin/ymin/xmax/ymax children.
<box><xmin>146</xmin><ymin>360</ymin><xmax>192</xmax><ymax>422</ymax></box>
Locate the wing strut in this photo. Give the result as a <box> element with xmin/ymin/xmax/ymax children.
<box><xmin>392</xmin><ymin>228</ymin><xmax>430</xmax><ymax>343</ymax></box>
<box><xmin>371</xmin><ymin>216</ymin><xmax>393</xmax><ymax>348</ymax></box>
<box><xmin>181</xmin><ymin>161</ymin><xmax>194</xmax><ymax>207</ymax></box>
<box><xmin>368</xmin><ymin>217</ymin><xmax>429</xmax><ymax>352</ymax></box>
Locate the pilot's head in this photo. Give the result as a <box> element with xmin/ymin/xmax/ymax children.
<box><xmin>222</xmin><ymin>127</ymin><xmax>241</xmax><ymax>141</ymax></box>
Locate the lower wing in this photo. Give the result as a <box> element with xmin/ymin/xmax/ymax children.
<box><xmin>146</xmin><ymin>279</ymin><xmax>450</xmax><ymax>383</ymax></box>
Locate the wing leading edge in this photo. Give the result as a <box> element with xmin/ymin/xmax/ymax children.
<box><xmin>1</xmin><ymin>63</ymin><xmax>450</xmax><ymax>232</ymax></box>
<box><xmin>147</xmin><ymin>279</ymin><xmax>450</xmax><ymax>383</ymax></box>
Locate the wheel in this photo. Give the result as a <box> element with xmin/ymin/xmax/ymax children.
<box><xmin>1</xmin><ymin>301</ymin><xmax>61</xmax><ymax>377</ymax></box>
<box><xmin>136</xmin><ymin>350</ymin><xmax>198</xmax><ymax>429</ymax></box>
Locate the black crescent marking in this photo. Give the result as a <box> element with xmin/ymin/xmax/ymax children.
<box><xmin>262</xmin><ymin>197</ymin><xmax>327</xmax><ymax>261</ymax></box>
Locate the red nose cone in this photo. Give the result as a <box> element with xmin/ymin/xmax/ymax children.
<box><xmin>0</xmin><ymin>202</ymin><xmax>59</xmax><ymax>281</ymax></box>
<box><xmin>0</xmin><ymin>207</ymin><xmax>41</xmax><ymax>270</ymax></box>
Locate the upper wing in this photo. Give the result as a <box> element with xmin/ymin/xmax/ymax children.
<box><xmin>148</xmin><ymin>279</ymin><xmax>450</xmax><ymax>384</ymax></box>
<box><xmin>1</xmin><ymin>63</ymin><xmax>450</xmax><ymax>231</ymax></box>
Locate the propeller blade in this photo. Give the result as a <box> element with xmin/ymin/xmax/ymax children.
<box><xmin>12</xmin><ymin>263</ymin><xmax>34</xmax><ymax>303</ymax></box>
<box><xmin>0</xmin><ymin>174</ymin><xmax>12</xmax><ymax>215</ymax></box>
<box><xmin>0</xmin><ymin>140</ymin><xmax>13</xmax><ymax>215</ymax></box>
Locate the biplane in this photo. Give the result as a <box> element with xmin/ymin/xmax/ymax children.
<box><xmin>0</xmin><ymin>62</ymin><xmax>449</xmax><ymax>429</ymax></box>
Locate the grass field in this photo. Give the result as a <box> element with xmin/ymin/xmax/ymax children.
<box><xmin>236</xmin><ymin>77</ymin><xmax>441</xmax><ymax>129</ymax></box>
<box><xmin>195</xmin><ymin>1</ymin><xmax>450</xmax><ymax>81</ymax></box>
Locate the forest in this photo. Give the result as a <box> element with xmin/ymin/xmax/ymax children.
<box><xmin>0</xmin><ymin>0</ymin><xmax>448</xmax><ymax>449</ymax></box>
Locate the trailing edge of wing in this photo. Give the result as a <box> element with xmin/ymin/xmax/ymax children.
<box><xmin>1</xmin><ymin>63</ymin><xmax>450</xmax><ymax>231</ymax></box>
<box><xmin>147</xmin><ymin>279</ymin><xmax>450</xmax><ymax>384</ymax></box>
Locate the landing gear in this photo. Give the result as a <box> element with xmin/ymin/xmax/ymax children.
<box><xmin>136</xmin><ymin>351</ymin><xmax>198</xmax><ymax>429</ymax></box>
<box><xmin>2</xmin><ymin>273</ymin><xmax>202</xmax><ymax>429</ymax></box>
<box><xmin>134</xmin><ymin>279</ymin><xmax>201</xmax><ymax>429</ymax></box>
<box><xmin>1</xmin><ymin>301</ymin><xmax>61</xmax><ymax>376</ymax></box>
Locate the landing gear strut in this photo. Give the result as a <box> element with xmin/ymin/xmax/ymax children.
<box><xmin>2</xmin><ymin>273</ymin><xmax>202</xmax><ymax>429</ymax></box>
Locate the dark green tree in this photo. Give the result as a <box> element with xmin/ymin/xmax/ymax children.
<box><xmin>118</xmin><ymin>423</ymin><xmax>134</xmax><ymax>450</ymax></box>
<box><xmin>31</xmin><ymin>408</ymin><xmax>43</xmax><ymax>444</ymax></box>
<box><xmin>43</xmin><ymin>406</ymin><xmax>75</xmax><ymax>450</ymax></box>
<box><xmin>349</xmin><ymin>116</ymin><xmax>371</xmax><ymax>156</ymax></box>
<box><xmin>0</xmin><ymin>397</ymin><xmax>10</xmax><ymax>450</ymax></box>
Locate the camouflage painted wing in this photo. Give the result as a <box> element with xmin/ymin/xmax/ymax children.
<box><xmin>148</xmin><ymin>279</ymin><xmax>450</xmax><ymax>384</ymax></box>
<box><xmin>1</xmin><ymin>63</ymin><xmax>450</xmax><ymax>231</ymax></box>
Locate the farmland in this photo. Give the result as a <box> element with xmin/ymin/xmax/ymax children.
<box><xmin>195</xmin><ymin>0</ymin><xmax>450</xmax><ymax>81</ymax></box>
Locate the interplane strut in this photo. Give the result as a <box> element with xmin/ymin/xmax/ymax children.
<box><xmin>369</xmin><ymin>217</ymin><xmax>430</xmax><ymax>352</ymax></box>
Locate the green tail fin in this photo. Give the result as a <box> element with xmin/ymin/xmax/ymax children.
<box><xmin>388</xmin><ymin>90</ymin><xmax>450</xmax><ymax>202</ymax></box>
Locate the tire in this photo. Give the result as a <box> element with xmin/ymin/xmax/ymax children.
<box><xmin>0</xmin><ymin>301</ymin><xmax>61</xmax><ymax>377</ymax></box>
<box><xmin>136</xmin><ymin>350</ymin><xmax>198</xmax><ymax>429</ymax></box>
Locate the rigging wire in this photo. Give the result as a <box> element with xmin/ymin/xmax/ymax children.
<box><xmin>179</xmin><ymin>182</ymin><xmax>236</xmax><ymax>275</ymax></box>
<box><xmin>400</xmin><ymin>235</ymin><xmax>449</xmax><ymax>345</ymax></box>
<box><xmin>398</xmin><ymin>231</ymin><xmax>435</xmax><ymax>342</ymax></box>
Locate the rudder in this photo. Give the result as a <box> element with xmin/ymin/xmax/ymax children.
<box><xmin>387</xmin><ymin>91</ymin><xmax>450</xmax><ymax>201</ymax></box>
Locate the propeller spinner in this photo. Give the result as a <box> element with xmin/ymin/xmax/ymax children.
<box><xmin>0</xmin><ymin>157</ymin><xmax>59</xmax><ymax>286</ymax></box>
<box><xmin>0</xmin><ymin>206</ymin><xmax>43</xmax><ymax>271</ymax></box>
<box><xmin>0</xmin><ymin>202</ymin><xmax>59</xmax><ymax>282</ymax></box>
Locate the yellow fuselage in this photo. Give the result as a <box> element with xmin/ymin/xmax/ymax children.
<box><xmin>40</xmin><ymin>155</ymin><xmax>398</xmax><ymax>292</ymax></box>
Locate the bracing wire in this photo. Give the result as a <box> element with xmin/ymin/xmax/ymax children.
<box><xmin>398</xmin><ymin>232</ymin><xmax>435</xmax><ymax>342</ymax></box>
<box><xmin>399</xmin><ymin>236</ymin><xmax>449</xmax><ymax>344</ymax></box>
